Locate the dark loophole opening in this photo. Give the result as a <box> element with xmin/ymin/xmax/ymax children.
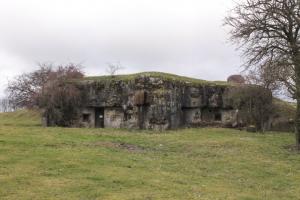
<box><xmin>215</xmin><ymin>113</ymin><xmax>222</xmax><ymax>121</ymax></box>
<box><xmin>82</xmin><ymin>114</ymin><xmax>91</xmax><ymax>122</ymax></box>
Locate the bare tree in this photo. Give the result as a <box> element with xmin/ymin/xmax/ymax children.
<box><xmin>7</xmin><ymin>63</ymin><xmax>84</xmax><ymax>109</ymax></box>
<box><xmin>244</xmin><ymin>67</ymin><xmax>286</xmax><ymax>97</ymax></box>
<box><xmin>39</xmin><ymin>78</ymin><xmax>84</xmax><ymax>127</ymax></box>
<box><xmin>225</xmin><ymin>0</ymin><xmax>300</xmax><ymax>149</ymax></box>
<box><xmin>106</xmin><ymin>62</ymin><xmax>124</xmax><ymax>77</ymax></box>
<box><xmin>7</xmin><ymin>63</ymin><xmax>53</xmax><ymax>108</ymax></box>
<box><xmin>227</xmin><ymin>85</ymin><xmax>273</xmax><ymax>132</ymax></box>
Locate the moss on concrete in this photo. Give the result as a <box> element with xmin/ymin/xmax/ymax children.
<box><xmin>82</xmin><ymin>71</ymin><xmax>229</xmax><ymax>86</ymax></box>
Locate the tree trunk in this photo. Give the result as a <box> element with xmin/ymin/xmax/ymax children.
<box><xmin>261</xmin><ymin>120</ymin><xmax>265</xmax><ymax>133</ymax></box>
<box><xmin>296</xmin><ymin>94</ymin><xmax>300</xmax><ymax>150</ymax></box>
<box><xmin>295</xmin><ymin>63</ymin><xmax>300</xmax><ymax>150</ymax></box>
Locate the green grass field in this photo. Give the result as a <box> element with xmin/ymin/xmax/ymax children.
<box><xmin>0</xmin><ymin>110</ymin><xmax>300</xmax><ymax>200</ymax></box>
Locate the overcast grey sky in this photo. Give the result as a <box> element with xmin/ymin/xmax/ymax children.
<box><xmin>0</xmin><ymin>0</ymin><xmax>242</xmax><ymax>97</ymax></box>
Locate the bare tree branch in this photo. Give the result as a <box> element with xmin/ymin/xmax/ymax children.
<box><xmin>106</xmin><ymin>62</ymin><xmax>124</xmax><ymax>77</ymax></box>
<box><xmin>225</xmin><ymin>0</ymin><xmax>300</xmax><ymax>147</ymax></box>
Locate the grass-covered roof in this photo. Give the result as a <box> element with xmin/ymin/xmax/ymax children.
<box><xmin>82</xmin><ymin>71</ymin><xmax>229</xmax><ymax>86</ymax></box>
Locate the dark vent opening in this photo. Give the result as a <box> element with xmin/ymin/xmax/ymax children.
<box><xmin>215</xmin><ymin>113</ymin><xmax>222</xmax><ymax>121</ymax></box>
<box><xmin>82</xmin><ymin>114</ymin><xmax>90</xmax><ymax>122</ymax></box>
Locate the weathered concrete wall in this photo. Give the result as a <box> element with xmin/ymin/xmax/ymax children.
<box><xmin>221</xmin><ymin>110</ymin><xmax>237</xmax><ymax>126</ymax></box>
<box><xmin>74</xmin><ymin>75</ymin><xmax>239</xmax><ymax>130</ymax></box>
<box><xmin>183</xmin><ymin>108</ymin><xmax>202</xmax><ymax>126</ymax></box>
<box><xmin>104</xmin><ymin>107</ymin><xmax>124</xmax><ymax>128</ymax></box>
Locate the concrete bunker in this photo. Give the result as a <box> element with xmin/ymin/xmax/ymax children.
<box><xmin>45</xmin><ymin>72</ymin><xmax>265</xmax><ymax>130</ymax></box>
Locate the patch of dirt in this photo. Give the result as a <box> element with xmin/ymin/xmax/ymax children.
<box><xmin>86</xmin><ymin>141</ymin><xmax>145</xmax><ymax>153</ymax></box>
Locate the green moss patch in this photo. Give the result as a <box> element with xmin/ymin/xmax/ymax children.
<box><xmin>82</xmin><ymin>71</ymin><xmax>229</xmax><ymax>86</ymax></box>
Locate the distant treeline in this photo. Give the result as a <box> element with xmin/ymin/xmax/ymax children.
<box><xmin>0</xmin><ymin>98</ymin><xmax>15</xmax><ymax>113</ymax></box>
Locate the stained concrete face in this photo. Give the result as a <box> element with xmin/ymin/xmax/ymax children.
<box><xmin>104</xmin><ymin>107</ymin><xmax>124</xmax><ymax>128</ymax></box>
<box><xmin>183</xmin><ymin>87</ymin><xmax>204</xmax><ymax>108</ymax></box>
<box><xmin>221</xmin><ymin>110</ymin><xmax>238</xmax><ymax>127</ymax></box>
<box><xmin>56</xmin><ymin>75</ymin><xmax>247</xmax><ymax>130</ymax></box>
<box><xmin>183</xmin><ymin>108</ymin><xmax>202</xmax><ymax>126</ymax></box>
<box><xmin>201</xmin><ymin>108</ymin><xmax>221</xmax><ymax>122</ymax></box>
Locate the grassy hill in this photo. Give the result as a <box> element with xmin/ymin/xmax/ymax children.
<box><xmin>0</xmin><ymin>110</ymin><xmax>300</xmax><ymax>199</ymax></box>
<box><xmin>82</xmin><ymin>71</ymin><xmax>229</xmax><ymax>86</ymax></box>
<box><xmin>273</xmin><ymin>98</ymin><xmax>296</xmax><ymax>119</ymax></box>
